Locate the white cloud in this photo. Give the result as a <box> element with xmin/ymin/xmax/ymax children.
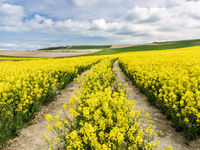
<box><xmin>0</xmin><ymin>40</ymin><xmax>68</xmax><ymax>50</ymax></box>
<box><xmin>0</xmin><ymin>3</ymin><xmax>28</xmax><ymax>31</ymax></box>
<box><xmin>24</xmin><ymin>14</ymin><xmax>54</xmax><ymax>30</ymax></box>
<box><xmin>91</xmin><ymin>19</ymin><xmax>107</xmax><ymax>30</ymax></box>
<box><xmin>125</xmin><ymin>6</ymin><xmax>167</xmax><ymax>23</ymax></box>
<box><xmin>0</xmin><ymin>43</ymin><xmax>18</xmax><ymax>48</ymax></box>
<box><xmin>1</xmin><ymin>0</ymin><xmax>200</xmax><ymax>49</ymax></box>
<box><xmin>0</xmin><ymin>4</ymin><xmax>23</xmax><ymax>25</ymax></box>
<box><xmin>72</xmin><ymin>0</ymin><xmax>101</xmax><ymax>6</ymax></box>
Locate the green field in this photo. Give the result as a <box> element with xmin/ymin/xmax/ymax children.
<box><xmin>67</xmin><ymin>45</ymin><xmax>111</xmax><ymax>49</ymax></box>
<box><xmin>37</xmin><ymin>39</ymin><xmax>200</xmax><ymax>56</ymax></box>
<box><xmin>86</xmin><ymin>39</ymin><xmax>200</xmax><ymax>56</ymax></box>
<box><xmin>1</xmin><ymin>39</ymin><xmax>200</xmax><ymax>59</ymax></box>
<box><xmin>39</xmin><ymin>45</ymin><xmax>111</xmax><ymax>51</ymax></box>
<box><xmin>38</xmin><ymin>46</ymin><xmax>69</xmax><ymax>51</ymax></box>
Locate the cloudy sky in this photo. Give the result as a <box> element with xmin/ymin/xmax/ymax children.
<box><xmin>0</xmin><ymin>0</ymin><xmax>200</xmax><ymax>50</ymax></box>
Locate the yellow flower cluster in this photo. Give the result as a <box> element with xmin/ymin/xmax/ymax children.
<box><xmin>0</xmin><ymin>56</ymin><xmax>47</xmax><ymax>61</ymax></box>
<box><xmin>45</xmin><ymin>58</ymin><xmax>159</xmax><ymax>150</ymax></box>
<box><xmin>0</xmin><ymin>56</ymin><xmax>100</xmax><ymax>147</ymax></box>
<box><xmin>118</xmin><ymin>46</ymin><xmax>200</xmax><ymax>141</ymax></box>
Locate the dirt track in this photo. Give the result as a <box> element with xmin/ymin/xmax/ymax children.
<box><xmin>113</xmin><ymin>61</ymin><xmax>200</xmax><ymax>150</ymax></box>
<box><xmin>0</xmin><ymin>49</ymin><xmax>101</xmax><ymax>57</ymax></box>
<box><xmin>4</xmin><ymin>71</ymin><xmax>88</xmax><ymax>150</ymax></box>
<box><xmin>4</xmin><ymin>61</ymin><xmax>200</xmax><ymax>150</ymax></box>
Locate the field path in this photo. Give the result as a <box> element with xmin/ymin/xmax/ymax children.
<box><xmin>113</xmin><ymin>61</ymin><xmax>200</xmax><ymax>150</ymax></box>
<box><xmin>4</xmin><ymin>72</ymin><xmax>87</xmax><ymax>150</ymax></box>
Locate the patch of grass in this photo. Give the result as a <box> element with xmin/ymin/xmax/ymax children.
<box><xmin>83</xmin><ymin>49</ymin><xmax>119</xmax><ymax>56</ymax></box>
<box><xmin>110</xmin><ymin>39</ymin><xmax>200</xmax><ymax>53</ymax></box>
<box><xmin>67</xmin><ymin>45</ymin><xmax>111</xmax><ymax>49</ymax></box>
<box><xmin>38</xmin><ymin>45</ymin><xmax>111</xmax><ymax>51</ymax></box>
<box><xmin>84</xmin><ymin>39</ymin><xmax>200</xmax><ymax>56</ymax></box>
<box><xmin>23</xmin><ymin>122</ymin><xmax>33</xmax><ymax>129</ymax></box>
<box><xmin>38</xmin><ymin>46</ymin><xmax>69</xmax><ymax>51</ymax></box>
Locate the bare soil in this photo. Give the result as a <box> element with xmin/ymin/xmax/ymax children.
<box><xmin>113</xmin><ymin>61</ymin><xmax>200</xmax><ymax>150</ymax></box>
<box><xmin>0</xmin><ymin>49</ymin><xmax>101</xmax><ymax>57</ymax></box>
<box><xmin>3</xmin><ymin>72</ymin><xmax>87</xmax><ymax>150</ymax></box>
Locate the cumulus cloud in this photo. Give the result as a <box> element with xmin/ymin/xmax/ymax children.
<box><xmin>0</xmin><ymin>3</ymin><xmax>25</xmax><ymax>31</ymax></box>
<box><xmin>72</xmin><ymin>0</ymin><xmax>101</xmax><ymax>6</ymax></box>
<box><xmin>124</xmin><ymin>7</ymin><xmax>167</xmax><ymax>23</ymax></box>
<box><xmin>0</xmin><ymin>3</ymin><xmax>24</xmax><ymax>24</ymax></box>
<box><xmin>90</xmin><ymin>19</ymin><xmax>122</xmax><ymax>31</ymax></box>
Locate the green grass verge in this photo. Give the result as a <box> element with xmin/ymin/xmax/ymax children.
<box><xmin>67</xmin><ymin>45</ymin><xmax>111</xmax><ymax>49</ymax></box>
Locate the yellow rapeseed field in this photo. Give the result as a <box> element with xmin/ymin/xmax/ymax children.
<box><xmin>0</xmin><ymin>56</ymin><xmax>47</xmax><ymax>61</ymax></box>
<box><xmin>1</xmin><ymin>46</ymin><xmax>200</xmax><ymax>149</ymax></box>
<box><xmin>0</xmin><ymin>56</ymin><xmax>100</xmax><ymax>147</ymax></box>
<box><xmin>44</xmin><ymin>58</ymin><xmax>160</xmax><ymax>150</ymax></box>
<box><xmin>119</xmin><ymin>46</ymin><xmax>200</xmax><ymax>141</ymax></box>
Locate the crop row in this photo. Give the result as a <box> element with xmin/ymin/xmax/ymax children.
<box><xmin>0</xmin><ymin>57</ymin><xmax>100</xmax><ymax>147</ymax></box>
<box><xmin>119</xmin><ymin>48</ymin><xmax>200</xmax><ymax>141</ymax></box>
<box><xmin>44</xmin><ymin>58</ymin><xmax>160</xmax><ymax>150</ymax></box>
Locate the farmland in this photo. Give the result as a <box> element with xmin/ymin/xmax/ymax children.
<box><xmin>119</xmin><ymin>46</ymin><xmax>200</xmax><ymax>141</ymax></box>
<box><xmin>75</xmin><ymin>39</ymin><xmax>200</xmax><ymax>56</ymax></box>
<box><xmin>0</xmin><ymin>56</ymin><xmax>100</xmax><ymax>147</ymax></box>
<box><xmin>0</xmin><ymin>49</ymin><xmax>101</xmax><ymax>58</ymax></box>
<box><xmin>1</xmin><ymin>43</ymin><xmax>200</xmax><ymax>150</ymax></box>
<box><xmin>1</xmin><ymin>39</ymin><xmax>199</xmax><ymax>58</ymax></box>
<box><xmin>39</xmin><ymin>45</ymin><xmax>111</xmax><ymax>51</ymax></box>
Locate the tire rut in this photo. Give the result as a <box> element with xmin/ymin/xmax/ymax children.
<box><xmin>3</xmin><ymin>71</ymin><xmax>87</xmax><ymax>150</ymax></box>
<box><xmin>113</xmin><ymin>61</ymin><xmax>200</xmax><ymax>150</ymax></box>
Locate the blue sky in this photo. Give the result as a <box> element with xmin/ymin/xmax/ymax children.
<box><xmin>0</xmin><ymin>0</ymin><xmax>200</xmax><ymax>50</ymax></box>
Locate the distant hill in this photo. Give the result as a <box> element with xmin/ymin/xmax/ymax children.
<box><xmin>39</xmin><ymin>45</ymin><xmax>111</xmax><ymax>51</ymax></box>
<box><xmin>86</xmin><ymin>39</ymin><xmax>200</xmax><ymax>56</ymax></box>
<box><xmin>38</xmin><ymin>39</ymin><xmax>200</xmax><ymax>56</ymax></box>
<box><xmin>38</xmin><ymin>46</ymin><xmax>70</xmax><ymax>51</ymax></box>
<box><xmin>67</xmin><ymin>45</ymin><xmax>111</xmax><ymax>49</ymax></box>
<box><xmin>110</xmin><ymin>39</ymin><xmax>200</xmax><ymax>52</ymax></box>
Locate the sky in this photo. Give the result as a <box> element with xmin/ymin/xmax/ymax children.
<box><xmin>0</xmin><ymin>0</ymin><xmax>200</xmax><ymax>50</ymax></box>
